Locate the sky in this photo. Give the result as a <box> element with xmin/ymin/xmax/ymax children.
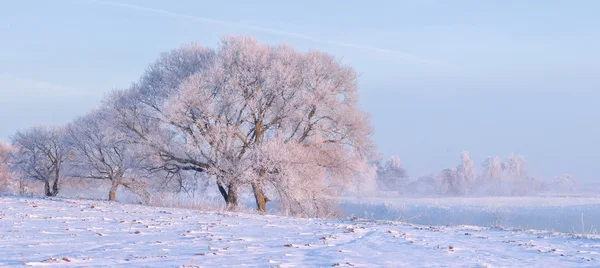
<box><xmin>1</xmin><ymin>0</ymin><xmax>599</xmax><ymax>181</ymax></box>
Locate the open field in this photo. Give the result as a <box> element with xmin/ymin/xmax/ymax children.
<box><xmin>1</xmin><ymin>196</ymin><xmax>599</xmax><ymax>267</ymax></box>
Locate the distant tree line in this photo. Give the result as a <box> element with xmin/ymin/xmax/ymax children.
<box><xmin>375</xmin><ymin>152</ymin><xmax>577</xmax><ymax>196</ymax></box>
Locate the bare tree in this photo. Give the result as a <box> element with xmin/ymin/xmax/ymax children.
<box><xmin>66</xmin><ymin>109</ymin><xmax>142</xmax><ymax>201</ymax></box>
<box><xmin>11</xmin><ymin>126</ymin><xmax>70</xmax><ymax>196</ymax></box>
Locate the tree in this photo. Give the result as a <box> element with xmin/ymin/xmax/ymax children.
<box><xmin>481</xmin><ymin>156</ymin><xmax>502</xmax><ymax>182</ymax></box>
<box><xmin>11</xmin><ymin>126</ymin><xmax>70</xmax><ymax>196</ymax></box>
<box><xmin>457</xmin><ymin>151</ymin><xmax>475</xmax><ymax>190</ymax></box>
<box><xmin>442</xmin><ymin>167</ymin><xmax>459</xmax><ymax>195</ymax></box>
<box><xmin>428</xmin><ymin>174</ymin><xmax>448</xmax><ymax>195</ymax></box>
<box><xmin>0</xmin><ymin>141</ymin><xmax>15</xmax><ymax>193</ymax></box>
<box><xmin>502</xmin><ymin>153</ymin><xmax>527</xmax><ymax>180</ymax></box>
<box><xmin>479</xmin><ymin>153</ymin><xmax>544</xmax><ymax>196</ymax></box>
<box><xmin>66</xmin><ymin>109</ymin><xmax>141</xmax><ymax>201</ymax></box>
<box><xmin>554</xmin><ymin>174</ymin><xmax>577</xmax><ymax>192</ymax></box>
<box><xmin>102</xmin><ymin>44</ymin><xmax>229</xmax><ymax>206</ymax></box>
<box><xmin>434</xmin><ymin>152</ymin><xmax>475</xmax><ymax>195</ymax></box>
<box><xmin>106</xmin><ymin>36</ymin><xmax>373</xmax><ymax>214</ymax></box>
<box><xmin>407</xmin><ymin>174</ymin><xmax>438</xmax><ymax>195</ymax></box>
<box><xmin>165</xmin><ymin>36</ymin><xmax>372</xmax><ymax>213</ymax></box>
<box><xmin>100</xmin><ymin>42</ymin><xmax>217</xmax><ymax>202</ymax></box>
<box><xmin>376</xmin><ymin>155</ymin><xmax>408</xmax><ymax>191</ymax></box>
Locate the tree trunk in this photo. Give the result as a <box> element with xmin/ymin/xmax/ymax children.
<box><xmin>50</xmin><ymin>178</ymin><xmax>59</xmax><ymax>196</ymax></box>
<box><xmin>44</xmin><ymin>181</ymin><xmax>52</xmax><ymax>196</ymax></box>
<box><xmin>19</xmin><ymin>180</ymin><xmax>25</xmax><ymax>195</ymax></box>
<box><xmin>227</xmin><ymin>183</ymin><xmax>238</xmax><ymax>209</ymax></box>
<box><xmin>217</xmin><ymin>181</ymin><xmax>229</xmax><ymax>203</ymax></box>
<box><xmin>217</xmin><ymin>181</ymin><xmax>238</xmax><ymax>210</ymax></box>
<box><xmin>49</xmin><ymin>167</ymin><xmax>60</xmax><ymax>196</ymax></box>
<box><xmin>108</xmin><ymin>179</ymin><xmax>120</xmax><ymax>201</ymax></box>
<box><xmin>251</xmin><ymin>182</ymin><xmax>267</xmax><ymax>212</ymax></box>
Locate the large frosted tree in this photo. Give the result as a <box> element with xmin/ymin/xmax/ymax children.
<box><xmin>105</xmin><ymin>36</ymin><xmax>373</xmax><ymax>215</ymax></box>
<box><xmin>165</xmin><ymin>37</ymin><xmax>372</xmax><ymax>213</ymax></box>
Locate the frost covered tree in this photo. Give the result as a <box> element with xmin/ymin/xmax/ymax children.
<box><xmin>502</xmin><ymin>153</ymin><xmax>527</xmax><ymax>180</ymax></box>
<box><xmin>0</xmin><ymin>141</ymin><xmax>15</xmax><ymax>193</ymax></box>
<box><xmin>431</xmin><ymin>174</ymin><xmax>450</xmax><ymax>195</ymax></box>
<box><xmin>481</xmin><ymin>156</ymin><xmax>502</xmax><ymax>182</ymax></box>
<box><xmin>434</xmin><ymin>152</ymin><xmax>475</xmax><ymax>195</ymax></box>
<box><xmin>442</xmin><ymin>167</ymin><xmax>459</xmax><ymax>195</ymax></box>
<box><xmin>376</xmin><ymin>156</ymin><xmax>408</xmax><ymax>191</ymax></box>
<box><xmin>457</xmin><ymin>151</ymin><xmax>475</xmax><ymax>190</ymax></box>
<box><xmin>102</xmin><ymin>44</ymin><xmax>216</xmax><ymax>201</ymax></box>
<box><xmin>165</xmin><ymin>37</ymin><xmax>372</xmax><ymax>213</ymax></box>
<box><xmin>406</xmin><ymin>174</ymin><xmax>439</xmax><ymax>195</ymax></box>
<box><xmin>554</xmin><ymin>174</ymin><xmax>577</xmax><ymax>192</ymax></box>
<box><xmin>478</xmin><ymin>153</ymin><xmax>544</xmax><ymax>196</ymax></box>
<box><xmin>11</xmin><ymin>126</ymin><xmax>70</xmax><ymax>196</ymax></box>
<box><xmin>105</xmin><ymin>36</ymin><xmax>373</xmax><ymax>215</ymax></box>
<box><xmin>66</xmin><ymin>109</ymin><xmax>142</xmax><ymax>201</ymax></box>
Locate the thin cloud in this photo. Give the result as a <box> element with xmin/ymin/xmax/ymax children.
<box><xmin>87</xmin><ymin>0</ymin><xmax>448</xmax><ymax>66</ymax></box>
<box><xmin>0</xmin><ymin>73</ymin><xmax>89</xmax><ymax>101</ymax></box>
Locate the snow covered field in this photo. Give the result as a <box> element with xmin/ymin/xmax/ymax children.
<box><xmin>339</xmin><ymin>195</ymin><xmax>600</xmax><ymax>234</ymax></box>
<box><xmin>1</xmin><ymin>196</ymin><xmax>599</xmax><ymax>267</ymax></box>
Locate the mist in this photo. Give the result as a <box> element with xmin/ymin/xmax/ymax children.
<box><xmin>340</xmin><ymin>151</ymin><xmax>600</xmax><ymax>233</ymax></box>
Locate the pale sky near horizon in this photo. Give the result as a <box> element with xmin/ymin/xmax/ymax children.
<box><xmin>1</xmin><ymin>0</ymin><xmax>599</xmax><ymax>181</ymax></box>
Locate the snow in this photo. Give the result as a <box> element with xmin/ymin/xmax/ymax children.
<box><xmin>1</xmin><ymin>196</ymin><xmax>599</xmax><ymax>267</ymax></box>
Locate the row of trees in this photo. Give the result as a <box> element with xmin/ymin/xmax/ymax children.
<box><xmin>375</xmin><ymin>155</ymin><xmax>407</xmax><ymax>190</ymax></box>
<box><xmin>376</xmin><ymin>152</ymin><xmax>577</xmax><ymax>196</ymax></box>
<box><xmin>1</xmin><ymin>36</ymin><xmax>374</xmax><ymax>217</ymax></box>
<box><xmin>439</xmin><ymin>152</ymin><xmax>541</xmax><ymax>195</ymax></box>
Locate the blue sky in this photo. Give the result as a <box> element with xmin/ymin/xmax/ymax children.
<box><xmin>1</xmin><ymin>0</ymin><xmax>599</xmax><ymax>181</ymax></box>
